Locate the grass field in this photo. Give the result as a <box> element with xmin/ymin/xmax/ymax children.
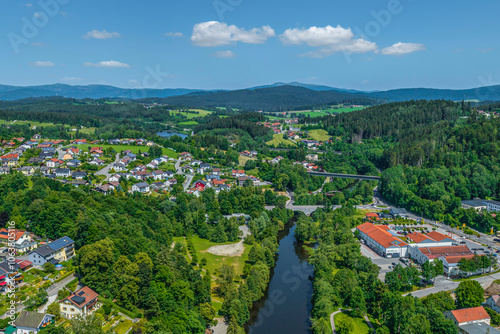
<box><xmin>178</xmin><ymin>120</ymin><xmax>199</xmax><ymax>126</ymax></box>
<box><xmin>323</xmin><ymin>107</ymin><xmax>365</xmax><ymax>113</ymax></box>
<box><xmin>308</xmin><ymin>129</ymin><xmax>331</xmax><ymax>141</ymax></box>
<box><xmin>287</xmin><ymin>107</ymin><xmax>365</xmax><ymax>117</ymax></box>
<box><xmin>238</xmin><ymin>155</ymin><xmax>256</xmax><ymax>166</ymax></box>
<box><xmin>73</xmin><ymin>144</ymin><xmax>178</xmax><ymax>158</ymax></box>
<box><xmin>334</xmin><ymin>311</ymin><xmax>372</xmax><ymax>334</ymax></box>
<box><xmin>173</xmin><ymin>235</ymin><xmax>250</xmax><ymax>280</ymax></box>
<box><xmin>170</xmin><ymin>109</ymin><xmax>213</xmax><ymax>119</ymax></box>
<box><xmin>266</xmin><ymin>134</ymin><xmax>296</xmax><ymax>147</ymax></box>
<box><xmin>0</xmin><ymin>119</ymin><xmax>56</xmax><ymax>127</ymax></box>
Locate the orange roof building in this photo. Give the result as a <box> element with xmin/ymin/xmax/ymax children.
<box><xmin>444</xmin><ymin>306</ymin><xmax>490</xmax><ymax>327</ymax></box>
<box><xmin>356</xmin><ymin>222</ymin><xmax>408</xmax><ymax>258</ymax></box>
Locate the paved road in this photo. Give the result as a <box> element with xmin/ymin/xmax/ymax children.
<box><xmin>409</xmin><ymin>271</ymin><xmax>500</xmax><ymax>298</ymax></box>
<box><xmin>95</xmin><ymin>153</ymin><xmax>120</xmax><ymax>183</ymax></box>
<box><xmin>174</xmin><ymin>158</ymin><xmax>193</xmax><ymax>191</ymax></box>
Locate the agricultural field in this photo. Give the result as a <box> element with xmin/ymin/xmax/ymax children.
<box><xmin>266</xmin><ymin>134</ymin><xmax>296</xmax><ymax>147</ymax></box>
<box><xmin>308</xmin><ymin>129</ymin><xmax>331</xmax><ymax>141</ymax></box>
<box><xmin>0</xmin><ymin>119</ymin><xmax>56</xmax><ymax>127</ymax></box>
<box><xmin>73</xmin><ymin>144</ymin><xmax>178</xmax><ymax>158</ymax></box>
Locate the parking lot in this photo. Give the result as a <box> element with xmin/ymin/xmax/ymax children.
<box><xmin>359</xmin><ymin>243</ymin><xmax>407</xmax><ymax>280</ymax></box>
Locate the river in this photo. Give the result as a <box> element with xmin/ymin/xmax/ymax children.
<box><xmin>246</xmin><ymin>224</ymin><xmax>314</xmax><ymax>334</ymax></box>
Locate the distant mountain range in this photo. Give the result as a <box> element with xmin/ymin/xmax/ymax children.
<box><xmin>1</xmin><ymin>82</ymin><xmax>500</xmax><ymax>109</ymax></box>
<box><xmin>0</xmin><ymin>84</ymin><xmax>216</xmax><ymax>100</ymax></box>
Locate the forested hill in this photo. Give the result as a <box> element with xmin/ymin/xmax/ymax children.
<box><xmin>364</xmin><ymin>85</ymin><xmax>500</xmax><ymax>102</ymax></box>
<box><xmin>319</xmin><ymin>99</ymin><xmax>464</xmax><ymax>142</ymax></box>
<box><xmin>137</xmin><ymin>85</ymin><xmax>380</xmax><ymax>112</ymax></box>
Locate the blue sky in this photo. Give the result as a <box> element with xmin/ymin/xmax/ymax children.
<box><xmin>0</xmin><ymin>0</ymin><xmax>499</xmax><ymax>91</ymax></box>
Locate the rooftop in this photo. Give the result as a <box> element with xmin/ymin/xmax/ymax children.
<box><xmin>451</xmin><ymin>306</ymin><xmax>490</xmax><ymax>323</ymax></box>
<box><xmin>356</xmin><ymin>222</ymin><xmax>408</xmax><ymax>249</ymax></box>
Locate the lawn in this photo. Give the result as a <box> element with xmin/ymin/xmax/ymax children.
<box><xmin>334</xmin><ymin>311</ymin><xmax>372</xmax><ymax>334</ymax></box>
<box><xmin>73</xmin><ymin>144</ymin><xmax>178</xmax><ymax>158</ymax></box>
<box><xmin>170</xmin><ymin>109</ymin><xmax>213</xmax><ymax>119</ymax></box>
<box><xmin>266</xmin><ymin>134</ymin><xmax>296</xmax><ymax>147</ymax></box>
<box><xmin>178</xmin><ymin>120</ymin><xmax>199</xmax><ymax>126</ymax></box>
<box><xmin>238</xmin><ymin>155</ymin><xmax>256</xmax><ymax>166</ymax></box>
<box><xmin>323</xmin><ymin>107</ymin><xmax>365</xmax><ymax>113</ymax></box>
<box><xmin>172</xmin><ymin>235</ymin><xmax>250</xmax><ymax>279</ymax></box>
<box><xmin>308</xmin><ymin>129</ymin><xmax>331</xmax><ymax>141</ymax></box>
<box><xmin>0</xmin><ymin>119</ymin><xmax>56</xmax><ymax>127</ymax></box>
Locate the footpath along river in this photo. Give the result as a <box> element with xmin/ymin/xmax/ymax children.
<box><xmin>246</xmin><ymin>224</ymin><xmax>314</xmax><ymax>334</ymax></box>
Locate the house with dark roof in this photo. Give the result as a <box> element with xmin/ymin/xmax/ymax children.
<box><xmin>28</xmin><ymin>236</ymin><xmax>74</xmax><ymax>266</ymax></box>
<box><xmin>389</xmin><ymin>208</ymin><xmax>408</xmax><ymax>218</ymax></box>
<box><xmin>486</xmin><ymin>295</ymin><xmax>500</xmax><ymax>314</ymax></box>
<box><xmin>55</xmin><ymin>168</ymin><xmax>71</xmax><ymax>178</ymax></box>
<box><xmin>71</xmin><ymin>171</ymin><xmax>87</xmax><ymax>180</ymax></box>
<box><xmin>13</xmin><ymin>311</ymin><xmax>54</xmax><ymax>333</ymax></box>
<box><xmin>132</xmin><ymin>182</ymin><xmax>150</xmax><ymax>193</ymax></box>
<box><xmin>59</xmin><ymin>286</ymin><xmax>100</xmax><ymax>319</ymax></box>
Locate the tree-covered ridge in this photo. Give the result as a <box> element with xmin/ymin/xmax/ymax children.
<box><xmin>138</xmin><ymin>85</ymin><xmax>379</xmax><ymax>112</ymax></box>
<box><xmin>319</xmin><ymin>100</ymin><xmax>464</xmax><ymax>142</ymax></box>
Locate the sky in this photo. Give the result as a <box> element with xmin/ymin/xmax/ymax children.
<box><xmin>0</xmin><ymin>0</ymin><xmax>499</xmax><ymax>91</ymax></box>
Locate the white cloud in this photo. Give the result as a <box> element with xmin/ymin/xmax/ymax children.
<box><xmin>279</xmin><ymin>25</ymin><xmax>377</xmax><ymax>58</ymax></box>
<box><xmin>381</xmin><ymin>42</ymin><xmax>425</xmax><ymax>55</ymax></box>
<box><xmin>30</xmin><ymin>61</ymin><xmax>55</xmax><ymax>67</ymax></box>
<box><xmin>191</xmin><ymin>21</ymin><xmax>275</xmax><ymax>47</ymax></box>
<box><xmin>213</xmin><ymin>50</ymin><xmax>236</xmax><ymax>58</ymax></box>
<box><xmin>33</xmin><ymin>12</ymin><xmax>42</xmax><ymax>18</ymax></box>
<box><xmin>84</xmin><ymin>30</ymin><xmax>120</xmax><ymax>39</ymax></box>
<box><xmin>84</xmin><ymin>61</ymin><xmax>130</xmax><ymax>68</ymax></box>
<box><xmin>31</xmin><ymin>42</ymin><xmax>47</xmax><ymax>47</ymax></box>
<box><xmin>165</xmin><ymin>32</ymin><xmax>183</xmax><ymax>38</ymax></box>
<box><xmin>26</xmin><ymin>3</ymin><xmax>33</xmax><ymax>7</ymax></box>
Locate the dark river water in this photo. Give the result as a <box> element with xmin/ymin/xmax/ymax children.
<box><xmin>246</xmin><ymin>224</ymin><xmax>314</xmax><ymax>334</ymax></box>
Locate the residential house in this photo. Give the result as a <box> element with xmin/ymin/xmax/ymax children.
<box><xmin>0</xmin><ymin>167</ymin><xmax>10</xmax><ymax>175</ymax></box>
<box><xmin>54</xmin><ymin>168</ymin><xmax>71</xmax><ymax>178</ymax></box>
<box><xmin>59</xmin><ymin>286</ymin><xmax>100</xmax><ymax>319</ymax></box>
<box><xmin>32</xmin><ymin>134</ymin><xmax>42</xmax><ymax>140</ymax></box>
<box><xmin>13</xmin><ymin>311</ymin><xmax>54</xmax><ymax>333</ymax></box>
<box><xmin>27</xmin><ymin>157</ymin><xmax>44</xmax><ymax>165</ymax></box>
<box><xmin>199</xmin><ymin>163</ymin><xmax>212</xmax><ymax>174</ymax></box>
<box><xmin>232</xmin><ymin>170</ymin><xmax>245</xmax><ymax>178</ymax></box>
<box><xmin>132</xmin><ymin>182</ymin><xmax>150</xmax><ymax>193</ymax></box>
<box><xmin>46</xmin><ymin>159</ymin><xmax>63</xmax><ymax>168</ymax></box>
<box><xmin>109</xmin><ymin>175</ymin><xmax>122</xmax><ymax>183</ymax></box>
<box><xmin>238</xmin><ymin>177</ymin><xmax>251</xmax><ymax>186</ymax></box>
<box><xmin>212</xmin><ymin>168</ymin><xmax>221</xmax><ymax>176</ymax></box>
<box><xmin>38</xmin><ymin>152</ymin><xmax>54</xmax><ymax>160</ymax></box>
<box><xmin>89</xmin><ymin>159</ymin><xmax>105</xmax><ymax>167</ymax></box>
<box><xmin>152</xmin><ymin>170</ymin><xmax>167</xmax><ymax>180</ymax></box>
<box><xmin>17</xmin><ymin>166</ymin><xmax>35</xmax><ymax>176</ymax></box>
<box><xmin>66</xmin><ymin>159</ymin><xmax>81</xmax><ymax>168</ymax></box>
<box><xmin>151</xmin><ymin>181</ymin><xmax>166</xmax><ymax>191</ymax></box>
<box><xmin>28</xmin><ymin>236</ymin><xmax>74</xmax><ymax>266</ymax></box>
<box><xmin>486</xmin><ymin>295</ymin><xmax>500</xmax><ymax>314</ymax></box>
<box><xmin>389</xmin><ymin>208</ymin><xmax>408</xmax><ymax>218</ymax></box>
<box><xmin>71</xmin><ymin>171</ymin><xmax>87</xmax><ymax>180</ymax></box>
<box><xmin>444</xmin><ymin>306</ymin><xmax>491</xmax><ymax>328</ymax></box>
<box><xmin>1</xmin><ymin>153</ymin><xmax>19</xmax><ymax>166</ymax></box>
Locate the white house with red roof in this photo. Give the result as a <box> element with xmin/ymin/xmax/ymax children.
<box><xmin>444</xmin><ymin>306</ymin><xmax>490</xmax><ymax>328</ymax></box>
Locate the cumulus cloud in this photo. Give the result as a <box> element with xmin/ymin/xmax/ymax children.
<box><xmin>213</xmin><ymin>50</ymin><xmax>236</xmax><ymax>58</ymax></box>
<box><xmin>84</xmin><ymin>61</ymin><xmax>130</xmax><ymax>68</ymax></box>
<box><xmin>381</xmin><ymin>42</ymin><xmax>425</xmax><ymax>55</ymax></box>
<box><xmin>279</xmin><ymin>25</ymin><xmax>377</xmax><ymax>58</ymax></box>
<box><xmin>165</xmin><ymin>32</ymin><xmax>183</xmax><ymax>38</ymax></box>
<box><xmin>191</xmin><ymin>21</ymin><xmax>275</xmax><ymax>47</ymax></box>
<box><xmin>84</xmin><ymin>30</ymin><xmax>120</xmax><ymax>39</ymax></box>
<box><xmin>30</xmin><ymin>61</ymin><xmax>55</xmax><ymax>67</ymax></box>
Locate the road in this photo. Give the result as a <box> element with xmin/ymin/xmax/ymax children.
<box><xmin>409</xmin><ymin>271</ymin><xmax>500</xmax><ymax>298</ymax></box>
<box><xmin>95</xmin><ymin>153</ymin><xmax>120</xmax><ymax>183</ymax></box>
<box><xmin>174</xmin><ymin>158</ymin><xmax>193</xmax><ymax>191</ymax></box>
